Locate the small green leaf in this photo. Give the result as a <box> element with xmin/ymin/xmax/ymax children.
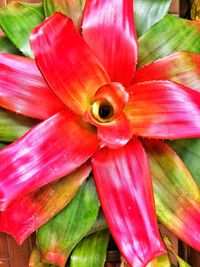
<box><xmin>138</xmin><ymin>15</ymin><xmax>200</xmax><ymax>68</ymax></box>
<box><xmin>163</xmin><ymin>236</ymin><xmax>191</xmax><ymax>267</ymax></box>
<box><xmin>37</xmin><ymin>177</ymin><xmax>100</xmax><ymax>267</ymax></box>
<box><xmin>134</xmin><ymin>0</ymin><xmax>171</xmax><ymax>37</ymax></box>
<box><xmin>0</xmin><ymin>1</ymin><xmax>45</xmax><ymax>57</ymax></box>
<box><xmin>44</xmin><ymin>0</ymin><xmax>86</xmax><ymax>30</ymax></box>
<box><xmin>167</xmin><ymin>139</ymin><xmax>200</xmax><ymax>187</ymax></box>
<box><xmin>0</xmin><ymin>36</ymin><xmax>20</xmax><ymax>54</ymax></box>
<box><xmin>0</xmin><ymin>108</ymin><xmax>38</xmax><ymax>142</ymax></box>
<box><xmin>70</xmin><ymin>230</ymin><xmax>110</xmax><ymax>267</ymax></box>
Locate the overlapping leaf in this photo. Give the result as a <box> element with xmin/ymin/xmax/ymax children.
<box><xmin>44</xmin><ymin>0</ymin><xmax>86</xmax><ymax>30</ymax></box>
<box><xmin>0</xmin><ymin>163</ymin><xmax>91</xmax><ymax>244</ymax></box>
<box><xmin>143</xmin><ymin>139</ymin><xmax>200</xmax><ymax>251</ymax></box>
<box><xmin>0</xmin><ymin>108</ymin><xmax>37</xmax><ymax>142</ymax></box>
<box><xmin>37</xmin><ymin>177</ymin><xmax>100</xmax><ymax>267</ymax></box>
<box><xmin>0</xmin><ymin>1</ymin><xmax>44</xmax><ymax>57</ymax></box>
<box><xmin>133</xmin><ymin>51</ymin><xmax>200</xmax><ymax>92</ymax></box>
<box><xmin>70</xmin><ymin>230</ymin><xmax>110</xmax><ymax>267</ymax></box>
<box><xmin>138</xmin><ymin>15</ymin><xmax>200</xmax><ymax>68</ymax></box>
<box><xmin>168</xmin><ymin>139</ymin><xmax>200</xmax><ymax>187</ymax></box>
<box><xmin>0</xmin><ymin>36</ymin><xmax>20</xmax><ymax>54</ymax></box>
<box><xmin>134</xmin><ymin>0</ymin><xmax>171</xmax><ymax>37</ymax></box>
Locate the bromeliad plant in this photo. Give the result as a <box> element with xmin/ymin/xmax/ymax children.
<box><xmin>0</xmin><ymin>0</ymin><xmax>200</xmax><ymax>266</ymax></box>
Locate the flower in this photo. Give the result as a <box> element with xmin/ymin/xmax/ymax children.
<box><xmin>0</xmin><ymin>1</ymin><xmax>200</xmax><ymax>267</ymax></box>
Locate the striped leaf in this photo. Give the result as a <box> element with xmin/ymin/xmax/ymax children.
<box><xmin>44</xmin><ymin>0</ymin><xmax>86</xmax><ymax>30</ymax></box>
<box><xmin>143</xmin><ymin>139</ymin><xmax>200</xmax><ymax>251</ymax></box>
<box><xmin>0</xmin><ymin>1</ymin><xmax>44</xmax><ymax>57</ymax></box>
<box><xmin>167</xmin><ymin>139</ymin><xmax>200</xmax><ymax>187</ymax></box>
<box><xmin>70</xmin><ymin>230</ymin><xmax>110</xmax><ymax>267</ymax></box>
<box><xmin>134</xmin><ymin>0</ymin><xmax>171</xmax><ymax>37</ymax></box>
<box><xmin>0</xmin><ymin>36</ymin><xmax>20</xmax><ymax>54</ymax></box>
<box><xmin>138</xmin><ymin>15</ymin><xmax>200</xmax><ymax>68</ymax></box>
<box><xmin>0</xmin><ymin>108</ymin><xmax>38</xmax><ymax>142</ymax></box>
<box><xmin>37</xmin><ymin>177</ymin><xmax>100</xmax><ymax>267</ymax></box>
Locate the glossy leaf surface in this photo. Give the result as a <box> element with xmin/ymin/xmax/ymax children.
<box><xmin>143</xmin><ymin>139</ymin><xmax>200</xmax><ymax>251</ymax></box>
<box><xmin>0</xmin><ymin>36</ymin><xmax>20</xmax><ymax>55</ymax></box>
<box><xmin>0</xmin><ymin>108</ymin><xmax>37</xmax><ymax>142</ymax></box>
<box><xmin>125</xmin><ymin>81</ymin><xmax>200</xmax><ymax>139</ymax></box>
<box><xmin>92</xmin><ymin>138</ymin><xmax>165</xmax><ymax>267</ymax></box>
<box><xmin>0</xmin><ymin>53</ymin><xmax>65</xmax><ymax>119</ymax></box>
<box><xmin>0</xmin><ymin>109</ymin><xmax>98</xmax><ymax>210</ymax></box>
<box><xmin>138</xmin><ymin>15</ymin><xmax>200</xmax><ymax>68</ymax></box>
<box><xmin>31</xmin><ymin>13</ymin><xmax>109</xmax><ymax>116</ymax></box>
<box><xmin>0</xmin><ymin>163</ymin><xmax>91</xmax><ymax>244</ymax></box>
<box><xmin>82</xmin><ymin>0</ymin><xmax>138</xmax><ymax>86</ymax></box>
<box><xmin>44</xmin><ymin>0</ymin><xmax>86</xmax><ymax>30</ymax></box>
<box><xmin>70</xmin><ymin>230</ymin><xmax>110</xmax><ymax>267</ymax></box>
<box><xmin>0</xmin><ymin>1</ymin><xmax>44</xmax><ymax>57</ymax></box>
<box><xmin>37</xmin><ymin>178</ymin><xmax>100</xmax><ymax>267</ymax></box>
<box><xmin>168</xmin><ymin>138</ymin><xmax>200</xmax><ymax>187</ymax></box>
<box><xmin>133</xmin><ymin>51</ymin><xmax>200</xmax><ymax>92</ymax></box>
<box><xmin>134</xmin><ymin>0</ymin><xmax>171</xmax><ymax>37</ymax></box>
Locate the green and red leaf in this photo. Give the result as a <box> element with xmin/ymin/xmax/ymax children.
<box><xmin>0</xmin><ymin>163</ymin><xmax>91</xmax><ymax>244</ymax></box>
<box><xmin>143</xmin><ymin>139</ymin><xmax>200</xmax><ymax>251</ymax></box>
<box><xmin>133</xmin><ymin>51</ymin><xmax>200</xmax><ymax>92</ymax></box>
<box><xmin>37</xmin><ymin>177</ymin><xmax>100</xmax><ymax>267</ymax></box>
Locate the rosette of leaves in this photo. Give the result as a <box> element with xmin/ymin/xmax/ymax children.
<box><xmin>0</xmin><ymin>1</ymin><xmax>200</xmax><ymax>267</ymax></box>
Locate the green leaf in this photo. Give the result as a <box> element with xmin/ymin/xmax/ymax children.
<box><xmin>0</xmin><ymin>108</ymin><xmax>38</xmax><ymax>142</ymax></box>
<box><xmin>44</xmin><ymin>0</ymin><xmax>86</xmax><ymax>30</ymax></box>
<box><xmin>0</xmin><ymin>1</ymin><xmax>45</xmax><ymax>57</ymax></box>
<box><xmin>0</xmin><ymin>36</ymin><xmax>21</xmax><ymax>54</ymax></box>
<box><xmin>167</xmin><ymin>139</ymin><xmax>200</xmax><ymax>187</ymax></box>
<box><xmin>163</xmin><ymin>236</ymin><xmax>191</xmax><ymax>267</ymax></box>
<box><xmin>146</xmin><ymin>253</ymin><xmax>171</xmax><ymax>267</ymax></box>
<box><xmin>142</xmin><ymin>139</ymin><xmax>200</xmax><ymax>251</ymax></box>
<box><xmin>138</xmin><ymin>15</ymin><xmax>200</xmax><ymax>68</ymax></box>
<box><xmin>134</xmin><ymin>0</ymin><xmax>171</xmax><ymax>37</ymax></box>
<box><xmin>70</xmin><ymin>230</ymin><xmax>110</xmax><ymax>267</ymax></box>
<box><xmin>37</xmin><ymin>177</ymin><xmax>100</xmax><ymax>267</ymax></box>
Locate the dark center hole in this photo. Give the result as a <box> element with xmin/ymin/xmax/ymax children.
<box><xmin>98</xmin><ymin>104</ymin><xmax>114</xmax><ymax>119</ymax></box>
